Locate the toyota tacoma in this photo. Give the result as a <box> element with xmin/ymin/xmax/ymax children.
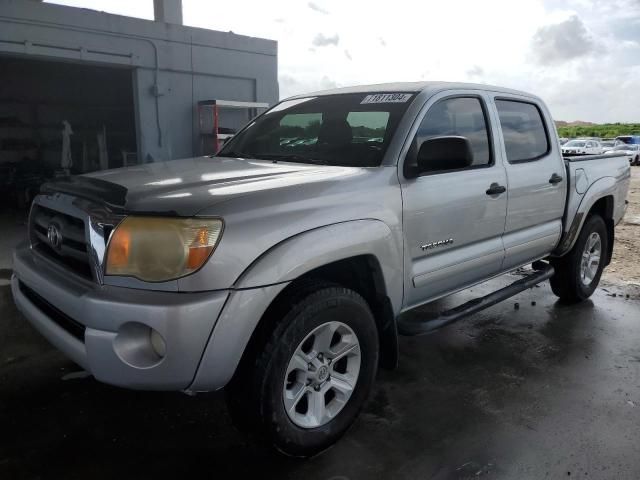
<box><xmin>12</xmin><ymin>82</ymin><xmax>630</xmax><ymax>456</ymax></box>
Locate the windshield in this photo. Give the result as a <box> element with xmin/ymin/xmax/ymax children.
<box><xmin>216</xmin><ymin>93</ymin><xmax>415</xmax><ymax>167</ymax></box>
<box><xmin>565</xmin><ymin>140</ymin><xmax>586</xmax><ymax>147</ymax></box>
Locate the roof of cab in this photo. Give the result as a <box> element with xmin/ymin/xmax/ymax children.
<box><xmin>287</xmin><ymin>81</ymin><xmax>540</xmax><ymax>101</ymax></box>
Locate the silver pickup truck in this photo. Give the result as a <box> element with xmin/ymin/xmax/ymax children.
<box><xmin>12</xmin><ymin>82</ymin><xmax>630</xmax><ymax>456</ymax></box>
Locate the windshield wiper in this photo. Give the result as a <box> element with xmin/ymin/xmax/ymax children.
<box><xmin>213</xmin><ymin>151</ymin><xmax>256</xmax><ymax>159</ymax></box>
<box><xmin>215</xmin><ymin>151</ymin><xmax>327</xmax><ymax>164</ymax></box>
<box><xmin>254</xmin><ymin>153</ymin><xmax>328</xmax><ymax>165</ymax></box>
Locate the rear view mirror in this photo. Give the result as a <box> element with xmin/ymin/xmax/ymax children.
<box><xmin>416</xmin><ymin>136</ymin><xmax>474</xmax><ymax>175</ymax></box>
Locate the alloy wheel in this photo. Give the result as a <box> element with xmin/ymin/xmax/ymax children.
<box><xmin>283</xmin><ymin>321</ymin><xmax>361</xmax><ymax>429</ymax></box>
<box><xmin>580</xmin><ymin>231</ymin><xmax>602</xmax><ymax>286</ymax></box>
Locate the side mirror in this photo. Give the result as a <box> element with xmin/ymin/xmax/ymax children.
<box><xmin>416</xmin><ymin>136</ymin><xmax>474</xmax><ymax>175</ymax></box>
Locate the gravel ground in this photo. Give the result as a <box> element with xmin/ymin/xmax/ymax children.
<box><xmin>603</xmin><ymin>166</ymin><xmax>640</xmax><ymax>286</ymax></box>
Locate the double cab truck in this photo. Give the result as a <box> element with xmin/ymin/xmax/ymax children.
<box><xmin>12</xmin><ymin>82</ymin><xmax>630</xmax><ymax>456</ymax></box>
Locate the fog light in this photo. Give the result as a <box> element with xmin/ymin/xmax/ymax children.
<box><xmin>150</xmin><ymin>329</ymin><xmax>167</xmax><ymax>358</ymax></box>
<box><xmin>114</xmin><ymin>322</ymin><xmax>166</xmax><ymax>368</ymax></box>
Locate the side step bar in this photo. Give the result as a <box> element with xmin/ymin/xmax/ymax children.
<box><xmin>397</xmin><ymin>265</ymin><xmax>555</xmax><ymax>336</ymax></box>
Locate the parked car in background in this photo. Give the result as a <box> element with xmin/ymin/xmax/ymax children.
<box><xmin>562</xmin><ymin>139</ymin><xmax>603</xmax><ymax>155</ymax></box>
<box><xmin>615</xmin><ymin>135</ymin><xmax>640</xmax><ymax>145</ymax></box>
<box><xmin>606</xmin><ymin>144</ymin><xmax>640</xmax><ymax>165</ymax></box>
<box><xmin>601</xmin><ymin>140</ymin><xmax>616</xmax><ymax>150</ymax></box>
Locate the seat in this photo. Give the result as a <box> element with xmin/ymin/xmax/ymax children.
<box><xmin>317</xmin><ymin>118</ymin><xmax>353</xmax><ymax>146</ymax></box>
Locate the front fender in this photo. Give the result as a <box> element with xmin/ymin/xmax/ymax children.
<box><xmin>234</xmin><ymin>219</ymin><xmax>404</xmax><ymax>313</ymax></box>
<box><xmin>189</xmin><ymin>220</ymin><xmax>403</xmax><ymax>391</ymax></box>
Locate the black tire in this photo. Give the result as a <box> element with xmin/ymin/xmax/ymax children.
<box><xmin>634</xmin><ymin>156</ymin><xmax>639</xmax><ymax>166</ymax></box>
<box><xmin>550</xmin><ymin>214</ymin><xmax>608</xmax><ymax>303</ymax></box>
<box><xmin>225</xmin><ymin>282</ymin><xmax>379</xmax><ymax>457</ymax></box>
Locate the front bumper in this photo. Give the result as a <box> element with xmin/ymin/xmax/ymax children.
<box><xmin>11</xmin><ymin>243</ymin><xmax>229</xmax><ymax>390</ymax></box>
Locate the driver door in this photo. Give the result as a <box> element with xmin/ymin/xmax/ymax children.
<box><xmin>400</xmin><ymin>92</ymin><xmax>508</xmax><ymax>307</ymax></box>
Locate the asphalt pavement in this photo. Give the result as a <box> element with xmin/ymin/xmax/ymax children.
<box><xmin>1</xmin><ymin>273</ymin><xmax>639</xmax><ymax>479</ymax></box>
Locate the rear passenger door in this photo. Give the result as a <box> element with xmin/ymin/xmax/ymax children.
<box><xmin>492</xmin><ymin>97</ymin><xmax>567</xmax><ymax>271</ymax></box>
<box><xmin>400</xmin><ymin>92</ymin><xmax>508</xmax><ymax>307</ymax></box>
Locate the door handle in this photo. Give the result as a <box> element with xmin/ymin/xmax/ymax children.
<box><xmin>549</xmin><ymin>173</ymin><xmax>563</xmax><ymax>184</ymax></box>
<box><xmin>486</xmin><ymin>183</ymin><xmax>506</xmax><ymax>195</ymax></box>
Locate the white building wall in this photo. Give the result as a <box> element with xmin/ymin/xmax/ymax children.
<box><xmin>0</xmin><ymin>0</ymin><xmax>278</xmax><ymax>162</ymax></box>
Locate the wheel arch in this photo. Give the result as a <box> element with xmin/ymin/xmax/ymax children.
<box><xmin>556</xmin><ymin>177</ymin><xmax>618</xmax><ymax>260</ymax></box>
<box><xmin>558</xmin><ymin>195</ymin><xmax>614</xmax><ymax>263</ymax></box>
<box><xmin>588</xmin><ymin>196</ymin><xmax>615</xmax><ymax>265</ymax></box>
<box><xmin>217</xmin><ymin>254</ymin><xmax>399</xmax><ymax>397</ymax></box>
<box><xmin>244</xmin><ymin>255</ymin><xmax>400</xmax><ymax>372</ymax></box>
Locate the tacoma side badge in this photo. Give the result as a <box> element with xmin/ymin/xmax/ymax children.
<box><xmin>421</xmin><ymin>238</ymin><xmax>454</xmax><ymax>251</ymax></box>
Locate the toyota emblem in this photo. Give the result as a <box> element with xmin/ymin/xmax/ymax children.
<box><xmin>47</xmin><ymin>223</ymin><xmax>63</xmax><ymax>250</ymax></box>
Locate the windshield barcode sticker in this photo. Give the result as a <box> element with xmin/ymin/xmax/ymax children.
<box><xmin>361</xmin><ymin>93</ymin><xmax>412</xmax><ymax>104</ymax></box>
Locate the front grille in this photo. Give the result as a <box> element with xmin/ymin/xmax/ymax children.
<box><xmin>29</xmin><ymin>204</ymin><xmax>93</xmax><ymax>280</ymax></box>
<box><xmin>19</xmin><ymin>281</ymin><xmax>86</xmax><ymax>341</ymax></box>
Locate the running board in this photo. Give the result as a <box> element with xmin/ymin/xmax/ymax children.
<box><xmin>397</xmin><ymin>265</ymin><xmax>555</xmax><ymax>336</ymax></box>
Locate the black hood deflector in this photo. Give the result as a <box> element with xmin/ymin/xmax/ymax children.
<box><xmin>41</xmin><ymin>176</ymin><xmax>128</xmax><ymax>211</ymax></box>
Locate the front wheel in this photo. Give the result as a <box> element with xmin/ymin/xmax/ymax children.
<box><xmin>550</xmin><ymin>214</ymin><xmax>608</xmax><ymax>302</ymax></box>
<box><xmin>226</xmin><ymin>284</ymin><xmax>379</xmax><ymax>457</ymax></box>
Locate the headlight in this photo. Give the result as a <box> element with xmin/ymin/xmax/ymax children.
<box><xmin>105</xmin><ymin>217</ymin><xmax>223</xmax><ymax>282</ymax></box>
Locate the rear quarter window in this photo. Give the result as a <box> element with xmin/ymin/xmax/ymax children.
<box><xmin>495</xmin><ymin>100</ymin><xmax>550</xmax><ymax>163</ymax></box>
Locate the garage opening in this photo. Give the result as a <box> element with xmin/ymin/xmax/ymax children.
<box><xmin>0</xmin><ymin>56</ymin><xmax>137</xmax><ymax>213</ymax></box>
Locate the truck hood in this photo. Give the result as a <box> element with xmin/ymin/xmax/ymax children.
<box><xmin>41</xmin><ymin>156</ymin><xmax>363</xmax><ymax>216</ymax></box>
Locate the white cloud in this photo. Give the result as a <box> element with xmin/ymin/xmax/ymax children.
<box><xmin>466</xmin><ymin>66</ymin><xmax>484</xmax><ymax>78</ymax></box>
<box><xmin>531</xmin><ymin>16</ymin><xmax>597</xmax><ymax>65</ymax></box>
<box><xmin>45</xmin><ymin>0</ymin><xmax>640</xmax><ymax>122</ymax></box>
<box><xmin>307</xmin><ymin>2</ymin><xmax>329</xmax><ymax>14</ymax></box>
<box><xmin>312</xmin><ymin>33</ymin><xmax>339</xmax><ymax>47</ymax></box>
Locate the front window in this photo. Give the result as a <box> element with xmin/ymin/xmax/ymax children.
<box><xmin>565</xmin><ymin>140</ymin><xmax>586</xmax><ymax>147</ymax></box>
<box><xmin>217</xmin><ymin>93</ymin><xmax>415</xmax><ymax>167</ymax></box>
<box><xmin>405</xmin><ymin>96</ymin><xmax>492</xmax><ymax>175</ymax></box>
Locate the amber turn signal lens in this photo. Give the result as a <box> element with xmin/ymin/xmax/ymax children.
<box><xmin>106</xmin><ymin>224</ymin><xmax>131</xmax><ymax>268</ymax></box>
<box><xmin>187</xmin><ymin>227</ymin><xmax>214</xmax><ymax>270</ymax></box>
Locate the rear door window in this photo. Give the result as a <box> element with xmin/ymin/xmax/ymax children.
<box><xmin>495</xmin><ymin>100</ymin><xmax>550</xmax><ymax>163</ymax></box>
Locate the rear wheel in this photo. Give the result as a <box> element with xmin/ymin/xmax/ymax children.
<box><xmin>225</xmin><ymin>283</ymin><xmax>379</xmax><ymax>457</ymax></box>
<box><xmin>550</xmin><ymin>214</ymin><xmax>608</xmax><ymax>302</ymax></box>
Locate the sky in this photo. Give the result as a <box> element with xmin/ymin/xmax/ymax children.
<box><xmin>45</xmin><ymin>0</ymin><xmax>640</xmax><ymax>123</ymax></box>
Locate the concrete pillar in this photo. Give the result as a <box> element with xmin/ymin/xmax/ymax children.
<box><xmin>153</xmin><ymin>0</ymin><xmax>183</xmax><ymax>25</ymax></box>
